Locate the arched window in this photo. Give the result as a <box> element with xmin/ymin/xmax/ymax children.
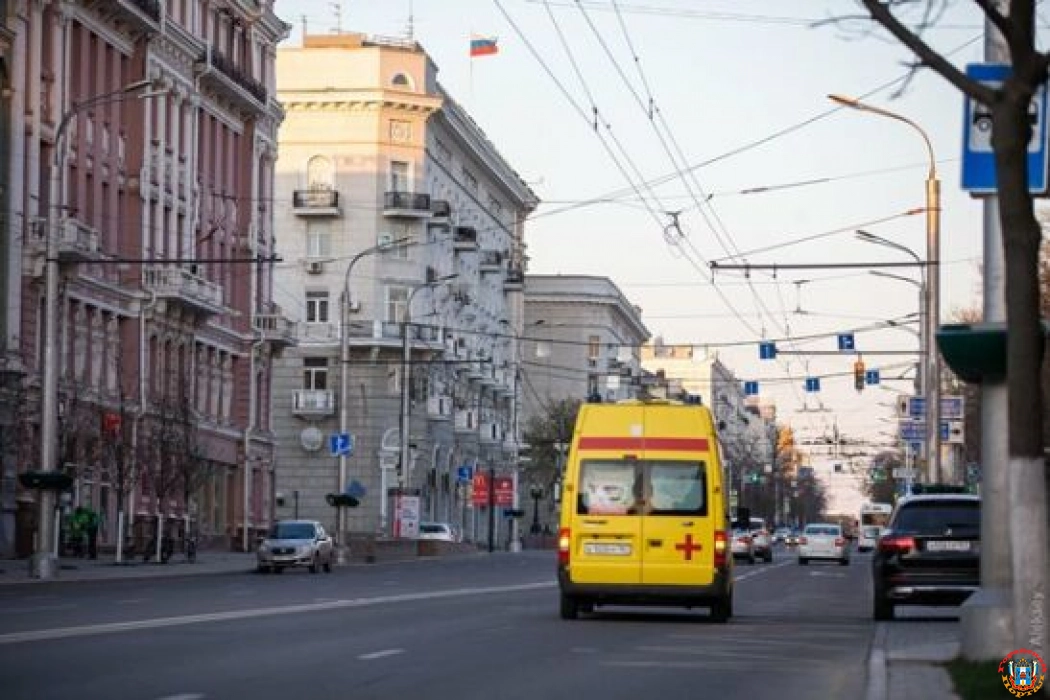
<box><xmin>391</xmin><ymin>72</ymin><xmax>413</xmax><ymax>89</ymax></box>
<box><xmin>306</xmin><ymin>155</ymin><xmax>334</xmax><ymax>190</ymax></box>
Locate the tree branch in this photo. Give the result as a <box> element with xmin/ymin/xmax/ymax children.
<box><xmin>861</xmin><ymin>0</ymin><xmax>997</xmax><ymax>105</ymax></box>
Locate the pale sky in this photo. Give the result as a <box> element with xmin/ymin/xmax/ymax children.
<box><xmin>275</xmin><ymin>0</ymin><xmax>1019</xmax><ymax>447</ymax></box>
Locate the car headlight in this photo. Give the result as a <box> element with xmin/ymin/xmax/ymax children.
<box><xmin>298</xmin><ymin>545</ymin><xmax>313</xmax><ymax>555</ymax></box>
<box><xmin>258</xmin><ymin>542</ymin><xmax>271</xmax><ymax>553</ymax></box>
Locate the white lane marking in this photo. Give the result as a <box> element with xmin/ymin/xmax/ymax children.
<box><xmin>358</xmin><ymin>648</ymin><xmax>404</xmax><ymax>660</ymax></box>
<box><xmin>571</xmin><ymin>647</ymin><xmax>600</xmax><ymax>654</ymax></box>
<box><xmin>601</xmin><ymin>660</ymin><xmax>748</xmax><ymax>669</ymax></box>
<box><xmin>0</xmin><ymin>604</ymin><xmax>76</xmax><ymax>615</ymax></box>
<box><xmin>116</xmin><ymin>599</ymin><xmax>148</xmax><ymax>604</ymax></box>
<box><xmin>808</xmin><ymin>571</ymin><xmax>847</xmax><ymax>578</ymax></box>
<box><xmin>0</xmin><ymin>581</ymin><xmax>555</xmax><ymax>645</ymax></box>
<box><xmin>153</xmin><ymin>694</ymin><xmax>205</xmax><ymax>700</ymax></box>
<box><xmin>734</xmin><ymin>559</ymin><xmax>792</xmax><ymax>582</ymax></box>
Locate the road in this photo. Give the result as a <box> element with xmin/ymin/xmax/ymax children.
<box><xmin>0</xmin><ymin>547</ymin><xmax>889</xmax><ymax>700</ymax></box>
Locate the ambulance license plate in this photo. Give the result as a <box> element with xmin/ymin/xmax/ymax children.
<box><xmin>584</xmin><ymin>542</ymin><xmax>631</xmax><ymax>556</ymax></box>
<box><xmin>926</xmin><ymin>540</ymin><xmax>971</xmax><ymax>552</ymax></box>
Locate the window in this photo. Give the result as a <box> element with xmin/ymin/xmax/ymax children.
<box><xmin>649</xmin><ymin>462</ymin><xmax>708</xmax><ymax>515</ymax></box>
<box><xmin>461</xmin><ymin>167</ymin><xmax>478</xmax><ymax>192</ymax></box>
<box><xmin>303</xmin><ymin>357</ymin><xmax>328</xmax><ymax>390</ymax></box>
<box><xmin>577</xmin><ymin>460</ymin><xmax>708</xmax><ymax>516</ymax></box>
<box><xmin>306</xmin><ymin>155</ymin><xmax>334</xmax><ymax>190</ymax></box>
<box><xmin>386</xmin><ymin>286</ymin><xmax>409</xmax><ymax>322</ymax></box>
<box><xmin>390</xmin><ymin>161</ymin><xmax>410</xmax><ymax>192</ymax></box>
<box><xmin>588</xmin><ymin>335</ymin><xmax>600</xmax><ymax>361</ymax></box>
<box><xmin>305</xmin><ymin>291</ymin><xmax>330</xmax><ymax>323</ymax></box>
<box><xmin>305</xmin><ymin>220</ymin><xmax>331</xmax><ymax>259</ymax></box>
<box><xmin>391</xmin><ymin>72</ymin><xmax>413</xmax><ymax>89</ymax></box>
<box><xmin>893</xmin><ymin>501</ymin><xmax>980</xmax><ymax>536</ymax></box>
<box><xmin>578</xmin><ymin>461</ymin><xmax>639</xmax><ymax>515</ymax></box>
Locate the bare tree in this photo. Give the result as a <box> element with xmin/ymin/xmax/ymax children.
<box><xmin>845</xmin><ymin>0</ymin><xmax>1048</xmax><ymax>661</ymax></box>
<box><xmin>138</xmin><ymin>397</ymin><xmax>183</xmax><ymax>562</ymax></box>
<box><xmin>103</xmin><ymin>388</ymin><xmax>139</xmax><ymax>564</ymax></box>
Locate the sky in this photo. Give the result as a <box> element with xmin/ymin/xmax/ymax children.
<box><xmin>274</xmin><ymin>0</ymin><xmax>1021</xmax><ymax>448</ymax></box>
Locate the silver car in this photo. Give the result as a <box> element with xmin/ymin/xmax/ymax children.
<box><xmin>257</xmin><ymin>520</ymin><xmax>334</xmax><ymax>574</ymax></box>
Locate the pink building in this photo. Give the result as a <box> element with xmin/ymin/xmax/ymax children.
<box><xmin>0</xmin><ymin>0</ymin><xmax>292</xmax><ymax>557</ymax></box>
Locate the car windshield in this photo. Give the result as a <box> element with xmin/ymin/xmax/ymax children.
<box><xmin>749</xmin><ymin>519</ymin><xmax>766</xmax><ymax>532</ymax></box>
<box><xmin>269</xmin><ymin>523</ymin><xmax>315</xmax><ymax>540</ymax></box>
<box><xmin>892</xmin><ymin>501</ymin><xmax>980</xmax><ymax>536</ymax></box>
<box><xmin>862</xmin><ymin>526</ymin><xmax>881</xmax><ymax>538</ymax></box>
<box><xmin>420</xmin><ymin>524</ymin><xmax>446</xmax><ymax>534</ymax></box>
<box><xmin>805</xmin><ymin>525</ymin><xmax>839</xmax><ymax>536</ymax></box>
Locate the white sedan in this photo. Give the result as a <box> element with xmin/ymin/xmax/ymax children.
<box><xmin>798</xmin><ymin>523</ymin><xmax>850</xmax><ymax>566</ymax></box>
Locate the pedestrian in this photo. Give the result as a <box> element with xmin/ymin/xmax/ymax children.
<box><xmin>85</xmin><ymin>507</ymin><xmax>100</xmax><ymax>560</ymax></box>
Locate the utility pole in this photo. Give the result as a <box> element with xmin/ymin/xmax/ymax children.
<box><xmin>960</xmin><ymin>3</ymin><xmax>1014</xmax><ymax>661</ymax></box>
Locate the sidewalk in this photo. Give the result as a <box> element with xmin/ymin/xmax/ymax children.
<box><xmin>0</xmin><ymin>550</ymin><xmax>257</xmax><ymax>585</ymax></box>
<box><xmin>866</xmin><ymin>619</ymin><xmax>962</xmax><ymax>700</ymax></box>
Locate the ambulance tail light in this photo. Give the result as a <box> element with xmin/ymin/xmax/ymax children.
<box><xmin>834</xmin><ymin>537</ymin><xmax>846</xmax><ymax>547</ymax></box>
<box><xmin>557</xmin><ymin>527</ymin><xmax>571</xmax><ymax>566</ymax></box>
<box><xmin>714</xmin><ymin>530</ymin><xmax>728</xmax><ymax>568</ymax></box>
<box><xmin>799</xmin><ymin>536</ymin><xmax>808</xmax><ymax>546</ymax></box>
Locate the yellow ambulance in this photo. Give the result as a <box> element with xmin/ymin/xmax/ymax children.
<box><xmin>556</xmin><ymin>399</ymin><xmax>733</xmax><ymax>621</ymax></box>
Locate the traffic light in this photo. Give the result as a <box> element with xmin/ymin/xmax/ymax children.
<box><xmin>325</xmin><ymin>493</ymin><xmax>359</xmax><ymax>508</ymax></box>
<box><xmin>854</xmin><ymin>358</ymin><xmax>865</xmax><ymax>392</ymax></box>
<box><xmin>18</xmin><ymin>471</ymin><xmax>74</xmax><ymax>491</ymax></box>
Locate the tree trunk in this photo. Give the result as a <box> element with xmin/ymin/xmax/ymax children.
<box><xmin>993</xmin><ymin>91</ymin><xmax>1049</xmax><ymax>662</ymax></box>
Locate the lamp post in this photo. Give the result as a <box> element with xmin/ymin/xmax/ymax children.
<box><xmin>336</xmin><ymin>236</ymin><xmax>411</xmax><ymax>557</ymax></box>
<box><xmin>399</xmin><ymin>274</ymin><xmax>458</xmax><ymax>493</ymax></box>
<box><xmin>33</xmin><ymin>79</ymin><xmax>156</xmax><ymax>580</ymax></box>
<box><xmin>529</xmin><ymin>483</ymin><xmax>544</xmax><ymax>535</ymax></box>
<box><xmin>831</xmin><ymin>94</ymin><xmax>942</xmax><ymax>485</ymax></box>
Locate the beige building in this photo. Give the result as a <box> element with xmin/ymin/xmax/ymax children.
<box><xmin>273</xmin><ymin>33</ymin><xmax>537</xmax><ymax>541</ymax></box>
<box><xmin>521</xmin><ymin>275</ymin><xmax>649</xmax><ymax>423</ymax></box>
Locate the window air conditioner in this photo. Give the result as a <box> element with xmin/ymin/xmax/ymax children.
<box><xmin>305</xmin><ymin>260</ymin><xmax>323</xmax><ymax>274</ymax></box>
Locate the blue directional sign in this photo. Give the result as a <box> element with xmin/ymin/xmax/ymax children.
<box><xmin>899</xmin><ymin>420</ymin><xmax>951</xmax><ymax>441</ymax></box>
<box><xmin>905</xmin><ymin>396</ymin><xmax>964</xmax><ymax>420</ymax></box>
<box><xmin>804</xmin><ymin>377</ymin><xmax>821</xmax><ymax>393</ymax></box>
<box><xmin>456</xmin><ymin>465</ymin><xmax>474</xmax><ymax>483</ymax></box>
<box><xmin>837</xmin><ymin>333</ymin><xmax>856</xmax><ymax>351</ymax></box>
<box><xmin>865</xmin><ymin>369</ymin><xmax>880</xmax><ymax>385</ymax></box>
<box><xmin>962</xmin><ymin>63</ymin><xmax>1048</xmax><ymax>194</ymax></box>
<box><xmin>329</xmin><ymin>432</ymin><xmax>353</xmax><ymax>457</ymax></box>
<box><xmin>346</xmin><ymin>480</ymin><xmax>367</xmax><ymax>499</ymax></box>
<box><xmin>743</xmin><ymin>380</ymin><xmax>759</xmax><ymax>396</ymax></box>
<box><xmin>759</xmin><ymin>342</ymin><xmax>777</xmax><ymax>360</ymax></box>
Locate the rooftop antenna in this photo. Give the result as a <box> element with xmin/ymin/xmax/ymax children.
<box><xmin>330</xmin><ymin>2</ymin><xmax>342</xmax><ymax>34</ymax></box>
<box><xmin>406</xmin><ymin>0</ymin><xmax>415</xmax><ymax>39</ymax></box>
<box><xmin>300</xmin><ymin>14</ymin><xmax>308</xmax><ymax>42</ymax></box>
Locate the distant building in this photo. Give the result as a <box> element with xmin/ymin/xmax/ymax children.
<box><xmin>273</xmin><ymin>33</ymin><xmax>537</xmax><ymax>539</ymax></box>
<box><xmin>520</xmin><ymin>275</ymin><xmax>649</xmax><ymax>425</ymax></box>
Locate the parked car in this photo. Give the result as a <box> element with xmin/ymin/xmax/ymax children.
<box><xmin>857</xmin><ymin>525</ymin><xmax>883</xmax><ymax>553</ymax></box>
<box><xmin>731</xmin><ymin>528</ymin><xmax>756</xmax><ymax>564</ymax></box>
<box><xmin>872</xmin><ymin>494</ymin><xmax>980</xmax><ymax>620</ymax></box>
<box><xmin>418</xmin><ymin>522</ymin><xmax>459</xmax><ymax>542</ymax></box>
<box><xmin>257</xmin><ymin>520</ymin><xmax>334</xmax><ymax>574</ymax></box>
<box><xmin>773</xmin><ymin>527</ymin><xmax>791</xmax><ymax>544</ymax></box>
<box><xmin>749</xmin><ymin>517</ymin><xmax>774</xmax><ymax>562</ymax></box>
<box><xmin>798</xmin><ymin>523</ymin><xmax>850</xmax><ymax>566</ymax></box>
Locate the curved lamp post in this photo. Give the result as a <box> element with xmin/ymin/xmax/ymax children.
<box><xmin>830</xmin><ymin>94</ymin><xmax>942</xmax><ymax>485</ymax></box>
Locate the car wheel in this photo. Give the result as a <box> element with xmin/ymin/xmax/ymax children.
<box><xmin>747</xmin><ymin>554</ymin><xmax>756</xmax><ymax>565</ymax></box>
<box><xmin>710</xmin><ymin>593</ymin><xmax>732</xmax><ymax>623</ymax></box>
<box><xmin>309</xmin><ymin>555</ymin><xmax>320</xmax><ymax>574</ymax></box>
<box><xmin>579</xmin><ymin>600</ymin><xmax>595</xmax><ymax>614</ymax></box>
<box><xmin>874</xmin><ymin>594</ymin><xmax>894</xmax><ymax>621</ymax></box>
<box><xmin>273</xmin><ymin>566</ymin><xmax>283</xmax><ymax>574</ymax></box>
<box><xmin>765</xmin><ymin>551</ymin><xmax>774</xmax><ymax>563</ymax></box>
<box><xmin>799</xmin><ymin>557</ymin><xmax>808</xmax><ymax>565</ymax></box>
<box><xmin>839</xmin><ymin>557</ymin><xmax>849</xmax><ymax>566</ymax></box>
<box><xmin>257</xmin><ymin>564</ymin><xmax>270</xmax><ymax>574</ymax></box>
<box><xmin>323</xmin><ymin>555</ymin><xmax>333</xmax><ymax>573</ymax></box>
<box><xmin>559</xmin><ymin>593</ymin><xmax>579</xmax><ymax>620</ymax></box>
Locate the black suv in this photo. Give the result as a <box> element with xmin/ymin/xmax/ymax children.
<box><xmin>872</xmin><ymin>493</ymin><xmax>980</xmax><ymax>620</ymax></box>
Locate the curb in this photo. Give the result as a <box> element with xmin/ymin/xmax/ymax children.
<box><xmin>866</xmin><ymin>622</ymin><xmax>888</xmax><ymax>700</ymax></box>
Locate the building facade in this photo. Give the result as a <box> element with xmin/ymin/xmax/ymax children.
<box><xmin>521</xmin><ymin>275</ymin><xmax>649</xmax><ymax>422</ymax></box>
<box><xmin>272</xmin><ymin>33</ymin><xmax>536</xmax><ymax>541</ymax></box>
<box><xmin>0</xmin><ymin>0</ymin><xmax>289</xmax><ymax>558</ymax></box>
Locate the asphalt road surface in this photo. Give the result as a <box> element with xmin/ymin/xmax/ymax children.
<box><xmin>0</xmin><ymin>547</ymin><xmax>880</xmax><ymax>700</ymax></box>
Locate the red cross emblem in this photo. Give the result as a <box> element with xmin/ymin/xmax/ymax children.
<box><xmin>675</xmin><ymin>534</ymin><xmax>702</xmax><ymax>561</ymax></box>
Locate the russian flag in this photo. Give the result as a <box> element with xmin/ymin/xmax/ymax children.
<box><xmin>470</xmin><ymin>35</ymin><xmax>498</xmax><ymax>57</ymax></box>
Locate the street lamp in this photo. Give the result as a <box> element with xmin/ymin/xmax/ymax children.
<box><xmin>830</xmin><ymin>94</ymin><xmax>943</xmax><ymax>485</ymax></box>
<box><xmin>399</xmin><ymin>274</ymin><xmax>458</xmax><ymax>493</ymax></box>
<box><xmin>529</xmin><ymin>483</ymin><xmax>544</xmax><ymax>534</ymax></box>
<box><xmin>33</xmin><ymin>78</ymin><xmax>159</xmax><ymax>580</ymax></box>
<box><xmin>336</xmin><ymin>236</ymin><xmax>411</xmax><ymax>556</ymax></box>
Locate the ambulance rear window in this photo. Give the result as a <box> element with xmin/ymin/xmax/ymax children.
<box><xmin>576</xmin><ymin>460</ymin><xmax>707</xmax><ymax>516</ymax></box>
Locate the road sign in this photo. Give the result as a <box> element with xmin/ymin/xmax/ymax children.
<box><xmin>865</xmin><ymin>369</ymin><xmax>880</xmax><ymax>385</ymax></box>
<box><xmin>899</xmin><ymin>420</ymin><xmax>952</xmax><ymax>442</ymax></box>
<box><xmin>805</xmin><ymin>377</ymin><xmax>820</xmax><ymax>393</ymax></box>
<box><xmin>837</xmin><ymin>333</ymin><xmax>855</xmax><ymax>351</ymax></box>
<box><xmin>893</xmin><ymin>467</ymin><xmax>918</xmax><ymax>480</ymax></box>
<box><xmin>456</xmin><ymin>465</ymin><xmax>473</xmax><ymax>483</ymax></box>
<box><xmin>900</xmin><ymin>395</ymin><xmax>965</xmax><ymax>420</ymax></box>
<box><xmin>329</xmin><ymin>432</ymin><xmax>353</xmax><ymax>457</ymax></box>
<box><xmin>962</xmin><ymin>63</ymin><xmax>1049</xmax><ymax>194</ymax></box>
<box><xmin>472</xmin><ymin>472</ymin><xmax>490</xmax><ymax>506</ymax></box>
<box><xmin>743</xmin><ymin>380</ymin><xmax>759</xmax><ymax>396</ymax></box>
<box><xmin>494</xmin><ymin>476</ymin><xmax>515</xmax><ymax>507</ymax></box>
<box><xmin>759</xmin><ymin>342</ymin><xmax>777</xmax><ymax>360</ymax></box>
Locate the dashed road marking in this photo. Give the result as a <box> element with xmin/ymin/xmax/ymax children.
<box><xmin>152</xmin><ymin>694</ymin><xmax>205</xmax><ymax>700</ymax></box>
<box><xmin>0</xmin><ymin>603</ymin><xmax>76</xmax><ymax>615</ymax></box>
<box><xmin>358</xmin><ymin>648</ymin><xmax>404</xmax><ymax>660</ymax></box>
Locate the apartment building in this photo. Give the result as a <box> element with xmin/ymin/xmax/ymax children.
<box><xmin>0</xmin><ymin>0</ymin><xmax>289</xmax><ymax>557</ymax></box>
<box><xmin>272</xmin><ymin>33</ymin><xmax>537</xmax><ymax>539</ymax></box>
<box><xmin>520</xmin><ymin>275</ymin><xmax>650</xmax><ymax>423</ymax></box>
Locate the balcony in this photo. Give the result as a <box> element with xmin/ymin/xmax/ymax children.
<box><xmin>254</xmin><ymin>307</ymin><xmax>298</xmax><ymax>349</ymax></box>
<box><xmin>452</xmin><ymin>227</ymin><xmax>478</xmax><ymax>252</ymax></box>
<box><xmin>454</xmin><ymin>409</ymin><xmax>477</xmax><ymax>434</ymax></box>
<box><xmin>292</xmin><ymin>189</ymin><xmax>341</xmax><ymax>216</ymax></box>
<box><xmin>383</xmin><ymin>191</ymin><xmax>432</xmax><ymax>218</ymax></box>
<box><xmin>431</xmin><ymin>199</ymin><xmax>452</xmax><ymax>219</ymax></box>
<box><xmin>503</xmin><ymin>263</ymin><xmax>525</xmax><ymax>292</ymax></box>
<box><xmin>494</xmin><ymin>368</ymin><xmax>515</xmax><ymax>397</ymax></box>
<box><xmin>197</xmin><ymin>46</ymin><xmax>267</xmax><ymax>112</ymax></box>
<box><xmin>142</xmin><ymin>265</ymin><xmax>224</xmax><ymax>316</ymax></box>
<box><xmin>89</xmin><ymin>0</ymin><xmax>160</xmax><ymax>32</ymax></box>
<box><xmin>479</xmin><ymin>250</ymin><xmax>503</xmax><ymax>273</ymax></box>
<box><xmin>29</xmin><ymin>219</ymin><xmax>101</xmax><ymax>263</ymax></box>
<box><xmin>427</xmin><ymin>395</ymin><xmax>452</xmax><ymax>421</ymax></box>
<box><xmin>292</xmin><ymin>389</ymin><xmax>336</xmax><ymax>417</ymax></box>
